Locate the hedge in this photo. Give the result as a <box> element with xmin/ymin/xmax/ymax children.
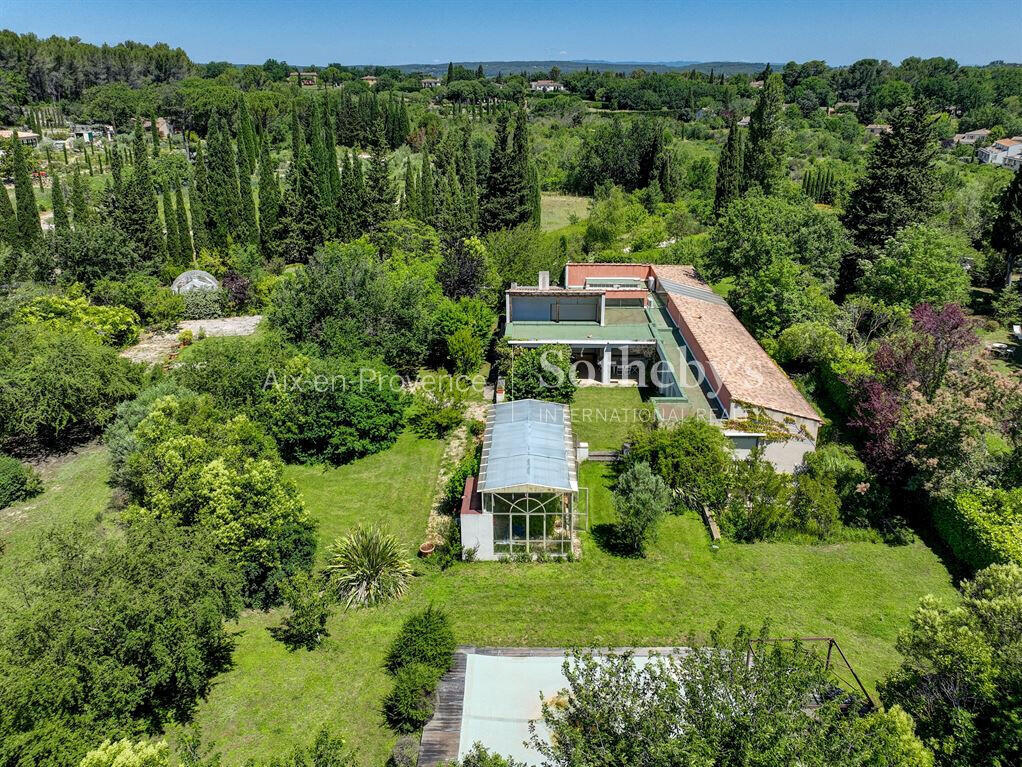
<box><xmin>0</xmin><ymin>453</ymin><xmax>42</xmax><ymax>509</ymax></box>
<box><xmin>934</xmin><ymin>487</ymin><xmax>1022</xmax><ymax>570</ymax></box>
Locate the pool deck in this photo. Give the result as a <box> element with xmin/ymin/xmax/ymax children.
<box><xmin>418</xmin><ymin>646</ymin><xmax>681</xmax><ymax>767</ymax></box>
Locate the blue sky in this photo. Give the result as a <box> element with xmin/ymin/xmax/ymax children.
<box><xmin>2</xmin><ymin>0</ymin><xmax>1019</xmax><ymax>66</ymax></box>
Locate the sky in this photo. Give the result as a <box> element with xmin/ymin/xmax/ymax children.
<box><xmin>2</xmin><ymin>0</ymin><xmax>1019</xmax><ymax>67</ymax></box>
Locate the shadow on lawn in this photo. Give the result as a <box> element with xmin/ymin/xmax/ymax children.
<box><xmin>590</xmin><ymin>522</ymin><xmax>643</xmax><ymax>558</ymax></box>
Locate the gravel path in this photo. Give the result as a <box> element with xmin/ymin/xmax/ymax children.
<box><xmin>120</xmin><ymin>315</ymin><xmax>263</xmax><ymax>365</ymax></box>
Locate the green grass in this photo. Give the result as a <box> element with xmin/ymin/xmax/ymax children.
<box><xmin>570</xmin><ymin>386</ymin><xmax>652</xmax><ymax>450</ymax></box>
<box><xmin>0</xmin><ymin>439</ymin><xmax>958</xmax><ymax>766</ymax></box>
<box><xmin>540</xmin><ymin>193</ymin><xmax>590</xmax><ymax>231</ymax></box>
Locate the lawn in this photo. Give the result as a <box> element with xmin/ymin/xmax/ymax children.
<box><xmin>0</xmin><ymin>437</ymin><xmax>958</xmax><ymax>766</ymax></box>
<box><xmin>540</xmin><ymin>193</ymin><xmax>590</xmax><ymax>231</ymax></box>
<box><xmin>570</xmin><ymin>386</ymin><xmax>652</xmax><ymax>450</ymax></box>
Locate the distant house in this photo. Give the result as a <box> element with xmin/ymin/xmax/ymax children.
<box><xmin>866</xmin><ymin>123</ymin><xmax>891</xmax><ymax>136</ymax></box>
<box><xmin>71</xmin><ymin>123</ymin><xmax>114</xmax><ymax>143</ymax></box>
<box><xmin>530</xmin><ymin>79</ymin><xmax>566</xmax><ymax>93</ymax></box>
<box><xmin>749</xmin><ymin>80</ymin><xmax>764</xmax><ymax>89</ymax></box>
<box><xmin>141</xmin><ymin>117</ymin><xmax>172</xmax><ymax>139</ymax></box>
<box><xmin>977</xmin><ymin>137</ymin><xmax>1022</xmax><ymax>168</ymax></box>
<box><xmin>421</xmin><ymin>77</ymin><xmax>442</xmax><ymax>89</ymax></box>
<box><xmin>361</xmin><ymin>75</ymin><xmax>379</xmax><ymax>87</ymax></box>
<box><xmin>0</xmin><ymin>129</ymin><xmax>40</xmax><ymax>146</ymax></box>
<box><xmin>737</xmin><ymin>116</ymin><xmax>751</xmax><ymax>127</ymax></box>
<box><xmin>288</xmin><ymin>71</ymin><xmax>318</xmax><ymax>88</ymax></box>
<box><xmin>945</xmin><ymin>128</ymin><xmax>990</xmax><ymax>147</ymax></box>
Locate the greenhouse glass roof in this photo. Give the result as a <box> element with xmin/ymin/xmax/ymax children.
<box><xmin>477</xmin><ymin>400</ymin><xmax>577</xmax><ymax>493</ymax></box>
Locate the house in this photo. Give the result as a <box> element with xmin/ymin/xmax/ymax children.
<box><xmin>70</xmin><ymin>123</ymin><xmax>114</xmax><ymax>143</ymax></box>
<box><xmin>288</xmin><ymin>71</ymin><xmax>318</xmax><ymax>87</ymax></box>
<box><xmin>530</xmin><ymin>79</ymin><xmax>566</xmax><ymax>93</ymax></box>
<box><xmin>977</xmin><ymin>137</ymin><xmax>1022</xmax><ymax>167</ymax></box>
<box><xmin>0</xmin><ymin>129</ymin><xmax>40</xmax><ymax>146</ymax></box>
<box><xmin>361</xmin><ymin>75</ymin><xmax>379</xmax><ymax>87</ymax></box>
<box><xmin>1004</xmin><ymin>154</ymin><xmax>1022</xmax><ymax>172</ymax></box>
<box><xmin>737</xmin><ymin>116</ymin><xmax>751</xmax><ymax>127</ymax></box>
<box><xmin>460</xmin><ymin>399</ymin><xmax>581</xmax><ymax>561</ymax></box>
<box><xmin>866</xmin><ymin>123</ymin><xmax>891</xmax><ymax>136</ymax></box>
<box><xmin>943</xmin><ymin>128</ymin><xmax>990</xmax><ymax>148</ymax></box>
<box><xmin>141</xmin><ymin>117</ymin><xmax>172</xmax><ymax>139</ymax></box>
<box><xmin>421</xmin><ymin>77</ymin><xmax>442</xmax><ymax>88</ymax></box>
<box><xmin>749</xmin><ymin>80</ymin><xmax>764</xmax><ymax>89</ymax></box>
<box><xmin>503</xmin><ymin>264</ymin><xmax>823</xmax><ymax>472</ymax></box>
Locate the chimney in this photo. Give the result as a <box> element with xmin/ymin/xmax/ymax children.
<box><xmin>538</xmin><ymin>271</ymin><xmax>550</xmax><ymax>289</ymax></box>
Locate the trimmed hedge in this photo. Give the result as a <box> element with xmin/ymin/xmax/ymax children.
<box><xmin>383</xmin><ymin>663</ymin><xmax>442</xmax><ymax>733</ymax></box>
<box><xmin>935</xmin><ymin>487</ymin><xmax>1022</xmax><ymax>570</ymax></box>
<box><xmin>0</xmin><ymin>453</ymin><xmax>42</xmax><ymax>509</ymax></box>
<box><xmin>385</xmin><ymin>605</ymin><xmax>456</xmax><ymax>674</ymax></box>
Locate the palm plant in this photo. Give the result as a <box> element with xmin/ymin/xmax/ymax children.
<box><xmin>325</xmin><ymin>525</ymin><xmax>412</xmax><ymax>609</ymax></box>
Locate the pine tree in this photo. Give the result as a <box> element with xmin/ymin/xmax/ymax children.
<box><xmin>840</xmin><ymin>103</ymin><xmax>939</xmax><ymax>293</ymax></box>
<box><xmin>713</xmin><ymin>113</ymin><xmax>743</xmax><ymax>217</ymax></box>
<box><xmin>238</xmin><ymin>142</ymin><xmax>259</xmax><ymax>245</ymax></box>
<box><xmin>0</xmin><ymin>184</ymin><xmax>18</xmax><ymax>248</ymax></box>
<box><xmin>743</xmin><ymin>73</ymin><xmax>785</xmax><ymax>194</ymax></box>
<box><xmin>51</xmin><ymin>174</ymin><xmax>70</xmax><ymax>236</ymax></box>
<box><xmin>258</xmin><ymin>139</ymin><xmax>281</xmax><ymax>254</ymax></box>
<box><xmin>162</xmin><ymin>185</ymin><xmax>181</xmax><ymax>266</ymax></box>
<box><xmin>176</xmin><ymin>185</ymin><xmax>194</xmax><ymax>262</ymax></box>
<box><xmin>364</xmin><ymin>117</ymin><xmax>394</xmax><ymax>231</ymax></box>
<box><xmin>992</xmin><ymin>166</ymin><xmax>1022</xmax><ymax>287</ymax></box>
<box><xmin>204</xmin><ymin>111</ymin><xmax>243</xmax><ymax>249</ymax></box>
<box><xmin>419</xmin><ymin>147</ymin><xmax>435</xmax><ymax>221</ymax></box>
<box><xmin>11</xmin><ymin>132</ymin><xmax>42</xmax><ymax>248</ymax></box>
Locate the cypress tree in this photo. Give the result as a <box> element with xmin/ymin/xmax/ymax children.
<box><xmin>528</xmin><ymin>161</ymin><xmax>541</xmax><ymax>229</ymax></box>
<box><xmin>446</xmin><ymin>61</ymin><xmax>454</xmax><ymax>85</ymax></box>
<box><xmin>176</xmin><ymin>185</ymin><xmax>194</xmax><ymax>262</ymax></box>
<box><xmin>51</xmin><ymin>174</ymin><xmax>70</xmax><ymax>236</ymax></box>
<box><xmin>0</xmin><ymin>184</ymin><xmax>18</xmax><ymax>248</ymax></box>
<box><xmin>713</xmin><ymin>114</ymin><xmax>743</xmax><ymax>218</ymax></box>
<box><xmin>308</xmin><ymin>100</ymin><xmax>333</xmax><ymax>217</ymax></box>
<box><xmin>237</xmin><ymin>95</ymin><xmax>258</xmax><ymax>169</ymax></box>
<box><xmin>992</xmin><ymin>165</ymin><xmax>1022</xmax><ymax>287</ymax></box>
<box><xmin>120</xmin><ymin>119</ymin><xmax>166</xmax><ymax>270</ymax></box>
<box><xmin>289</xmin><ymin>100</ymin><xmax>303</xmax><ymax>163</ymax></box>
<box><xmin>203</xmin><ymin>111</ymin><xmax>243</xmax><ymax>249</ymax></box>
<box><xmin>85</xmin><ymin>147</ymin><xmax>93</xmax><ymax>176</ymax></box>
<box><xmin>62</xmin><ymin>142</ymin><xmax>68</xmax><ymax>165</ymax></box>
<box><xmin>258</xmin><ymin>139</ymin><xmax>281</xmax><ymax>254</ymax></box>
<box><xmin>149</xmin><ymin>112</ymin><xmax>160</xmax><ymax>159</ymax></box>
<box><xmin>238</xmin><ymin>142</ymin><xmax>259</xmax><ymax>245</ymax></box>
<box><xmin>163</xmin><ymin>185</ymin><xmax>181</xmax><ymax>266</ymax></box>
<box><xmin>110</xmin><ymin>143</ymin><xmax>123</xmax><ymax>197</ymax></box>
<box><xmin>322</xmin><ymin>91</ymin><xmax>342</xmax><ymax>204</ymax></box>
<box><xmin>401</xmin><ymin>158</ymin><xmax>419</xmax><ymax>218</ymax></box>
<box><xmin>272</xmin><ymin>119</ymin><xmax>324</xmax><ymax>263</ymax></box>
<box><xmin>70</xmin><ymin>167</ymin><xmax>89</xmax><ymax>227</ymax></box>
<box><xmin>189</xmin><ymin>142</ymin><xmax>212</xmax><ymax>254</ymax></box>
<box><xmin>364</xmin><ymin>117</ymin><xmax>394</xmax><ymax>231</ymax></box>
<box><xmin>743</xmin><ymin>73</ymin><xmax>785</xmax><ymax>194</ymax></box>
<box><xmin>11</xmin><ymin>132</ymin><xmax>42</xmax><ymax>248</ymax></box>
<box><xmin>840</xmin><ymin>103</ymin><xmax>939</xmax><ymax>293</ymax></box>
<box><xmin>419</xmin><ymin>147</ymin><xmax>435</xmax><ymax>221</ymax></box>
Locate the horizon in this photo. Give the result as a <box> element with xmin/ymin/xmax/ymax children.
<box><xmin>2</xmin><ymin>0</ymin><xmax>1019</xmax><ymax>68</ymax></box>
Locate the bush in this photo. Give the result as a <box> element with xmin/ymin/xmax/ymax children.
<box><xmin>182</xmin><ymin>288</ymin><xmax>226</xmax><ymax>320</ymax></box>
<box><xmin>18</xmin><ymin>293</ymin><xmax>141</xmax><ymax>347</ymax></box>
<box><xmin>389</xmin><ymin>735</ymin><xmax>419</xmax><ymax>767</ymax></box>
<box><xmin>935</xmin><ymin>487</ymin><xmax>1022</xmax><ymax>570</ymax></box>
<box><xmin>497</xmin><ymin>342</ymin><xmax>576</xmax><ymax>403</ymax></box>
<box><xmin>718</xmin><ymin>450</ymin><xmax>793</xmax><ymax>542</ymax></box>
<box><xmin>178</xmin><ymin>329</ymin><xmax>193</xmax><ymax>346</ymax></box>
<box><xmin>407</xmin><ymin>376</ymin><xmax>467</xmax><ymax>438</ymax></box>
<box><xmin>269</xmin><ymin>571</ymin><xmax>333</xmax><ymax>651</ymax></box>
<box><xmin>790</xmin><ymin>472</ymin><xmax>840</xmax><ymax>538</ymax></box>
<box><xmin>325</xmin><ymin>526</ymin><xmax>412</xmax><ymax>609</ymax></box>
<box><xmin>385</xmin><ymin>605</ymin><xmax>456</xmax><ymax>675</ymax></box>
<box><xmin>383</xmin><ymin>663</ymin><xmax>441</xmax><ymax>733</ymax></box>
<box><xmin>0</xmin><ymin>452</ymin><xmax>42</xmax><ymax>509</ymax></box>
<box><xmin>446</xmin><ymin>326</ymin><xmax>483</xmax><ymax>375</ymax></box>
<box><xmin>613</xmin><ymin>461</ymin><xmax>671</xmax><ymax>555</ymax></box>
<box><xmin>92</xmin><ymin>275</ymin><xmax>184</xmax><ymax>331</ymax></box>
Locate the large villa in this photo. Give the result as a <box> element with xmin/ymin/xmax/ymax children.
<box><xmin>461</xmin><ymin>262</ymin><xmax>823</xmax><ymax>561</ymax></box>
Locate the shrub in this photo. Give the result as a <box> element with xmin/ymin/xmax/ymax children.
<box><xmin>389</xmin><ymin>735</ymin><xmax>419</xmax><ymax>767</ymax></box>
<box><xmin>383</xmin><ymin>663</ymin><xmax>441</xmax><ymax>733</ymax></box>
<box><xmin>790</xmin><ymin>472</ymin><xmax>840</xmax><ymax>538</ymax></box>
<box><xmin>407</xmin><ymin>376</ymin><xmax>467</xmax><ymax>438</ymax></box>
<box><xmin>497</xmin><ymin>342</ymin><xmax>576</xmax><ymax>403</ymax></box>
<box><xmin>613</xmin><ymin>461</ymin><xmax>671</xmax><ymax>555</ymax></box>
<box><xmin>92</xmin><ymin>275</ymin><xmax>184</xmax><ymax>330</ymax></box>
<box><xmin>385</xmin><ymin>605</ymin><xmax>456</xmax><ymax>675</ymax></box>
<box><xmin>325</xmin><ymin>526</ymin><xmax>412</xmax><ymax>609</ymax></box>
<box><xmin>446</xmin><ymin>326</ymin><xmax>483</xmax><ymax>375</ymax></box>
<box><xmin>178</xmin><ymin>329</ymin><xmax>193</xmax><ymax>346</ymax></box>
<box><xmin>182</xmin><ymin>288</ymin><xmax>226</xmax><ymax>320</ymax></box>
<box><xmin>439</xmin><ymin>450</ymin><xmax>479</xmax><ymax>516</ymax></box>
<box><xmin>269</xmin><ymin>571</ymin><xmax>333</xmax><ymax>651</ymax></box>
<box><xmin>0</xmin><ymin>453</ymin><xmax>42</xmax><ymax>509</ymax></box>
<box><xmin>934</xmin><ymin>487</ymin><xmax>1022</xmax><ymax>570</ymax></box>
<box><xmin>18</xmin><ymin>293</ymin><xmax>141</xmax><ymax>347</ymax></box>
<box><xmin>718</xmin><ymin>450</ymin><xmax>793</xmax><ymax>542</ymax></box>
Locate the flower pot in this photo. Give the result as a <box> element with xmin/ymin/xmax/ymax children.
<box><xmin>418</xmin><ymin>541</ymin><xmax>435</xmax><ymax>557</ymax></box>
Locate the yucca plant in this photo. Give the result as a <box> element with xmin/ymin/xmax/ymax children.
<box><xmin>325</xmin><ymin>525</ymin><xmax>412</xmax><ymax>609</ymax></box>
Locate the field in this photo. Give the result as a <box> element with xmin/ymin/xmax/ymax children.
<box><xmin>540</xmin><ymin>193</ymin><xmax>590</xmax><ymax>231</ymax></box>
<box><xmin>1</xmin><ymin>436</ymin><xmax>958</xmax><ymax>765</ymax></box>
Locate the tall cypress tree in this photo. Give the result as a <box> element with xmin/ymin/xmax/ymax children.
<box><xmin>308</xmin><ymin>101</ymin><xmax>333</xmax><ymax>219</ymax></box>
<box><xmin>743</xmin><ymin>73</ymin><xmax>785</xmax><ymax>194</ymax></box>
<box><xmin>11</xmin><ymin>133</ymin><xmax>42</xmax><ymax>248</ymax></box>
<box><xmin>992</xmin><ymin>165</ymin><xmax>1022</xmax><ymax>288</ymax></box>
<box><xmin>237</xmin><ymin>142</ymin><xmax>259</xmax><ymax>245</ymax></box>
<box><xmin>713</xmin><ymin>114</ymin><xmax>743</xmax><ymax>218</ymax></box>
<box><xmin>289</xmin><ymin>100</ymin><xmax>303</xmax><ymax>164</ymax></box>
<box><xmin>0</xmin><ymin>184</ymin><xmax>19</xmax><ymax>248</ymax></box>
<box><xmin>479</xmin><ymin>110</ymin><xmax>511</xmax><ymax>233</ymax></box>
<box><xmin>237</xmin><ymin>95</ymin><xmax>258</xmax><ymax>170</ymax></box>
<box><xmin>190</xmin><ymin>144</ymin><xmax>211</xmax><ymax>254</ymax></box>
<box><xmin>176</xmin><ymin>185</ymin><xmax>194</xmax><ymax>262</ymax></box>
<box><xmin>149</xmin><ymin>112</ymin><xmax>160</xmax><ymax>159</ymax></box>
<box><xmin>401</xmin><ymin>159</ymin><xmax>419</xmax><ymax>218</ymax></box>
<box><xmin>272</xmin><ymin>119</ymin><xmax>324</xmax><ymax>263</ymax></box>
<box><xmin>459</xmin><ymin>129</ymin><xmax>479</xmax><ymax>231</ymax></box>
<box><xmin>110</xmin><ymin>140</ymin><xmax>123</xmax><ymax>198</ymax></box>
<box><xmin>364</xmin><ymin>117</ymin><xmax>394</xmax><ymax>231</ymax></box>
<box><xmin>510</xmin><ymin>108</ymin><xmax>531</xmax><ymax>223</ymax></box>
<box><xmin>419</xmin><ymin>147</ymin><xmax>435</xmax><ymax>221</ymax></box>
<box><xmin>840</xmin><ymin>103</ymin><xmax>939</xmax><ymax>293</ymax></box>
<box><xmin>119</xmin><ymin>119</ymin><xmax>165</xmax><ymax>270</ymax></box>
<box><xmin>446</xmin><ymin>62</ymin><xmax>455</xmax><ymax>85</ymax></box>
<box><xmin>203</xmin><ymin>111</ymin><xmax>243</xmax><ymax>249</ymax></box>
<box><xmin>162</xmin><ymin>185</ymin><xmax>181</xmax><ymax>266</ymax></box>
<box><xmin>258</xmin><ymin>139</ymin><xmax>281</xmax><ymax>255</ymax></box>
<box><xmin>528</xmin><ymin>161</ymin><xmax>541</xmax><ymax>229</ymax></box>
<box><xmin>51</xmin><ymin>174</ymin><xmax>70</xmax><ymax>236</ymax></box>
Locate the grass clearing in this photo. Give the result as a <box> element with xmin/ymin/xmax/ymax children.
<box><xmin>540</xmin><ymin>193</ymin><xmax>590</xmax><ymax>231</ymax></box>
<box><xmin>570</xmin><ymin>386</ymin><xmax>652</xmax><ymax>450</ymax></box>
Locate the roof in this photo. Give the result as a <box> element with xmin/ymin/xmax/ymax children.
<box><xmin>0</xmin><ymin>129</ymin><xmax>39</xmax><ymax>140</ymax></box>
<box><xmin>651</xmin><ymin>266</ymin><xmax>822</xmax><ymax>423</ymax></box>
<box><xmin>996</xmin><ymin>138</ymin><xmax>1020</xmax><ymax>147</ymax></box>
<box><xmin>478</xmin><ymin>400</ymin><xmax>577</xmax><ymax>493</ymax></box>
<box><xmin>505</xmin><ymin>321</ymin><xmax>654</xmax><ymax>343</ymax></box>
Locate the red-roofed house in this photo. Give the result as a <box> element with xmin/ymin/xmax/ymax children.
<box><xmin>530</xmin><ymin>79</ymin><xmax>566</xmax><ymax>93</ymax></box>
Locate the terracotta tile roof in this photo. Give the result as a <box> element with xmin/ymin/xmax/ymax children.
<box><xmin>651</xmin><ymin>265</ymin><xmax>822</xmax><ymax>423</ymax></box>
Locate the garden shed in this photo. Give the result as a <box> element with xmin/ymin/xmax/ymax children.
<box><xmin>461</xmin><ymin>399</ymin><xmax>582</xmax><ymax>560</ymax></box>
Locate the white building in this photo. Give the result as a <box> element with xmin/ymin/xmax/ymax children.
<box><xmin>530</xmin><ymin>80</ymin><xmax>566</xmax><ymax>93</ymax></box>
<box><xmin>977</xmin><ymin>137</ymin><xmax>1022</xmax><ymax>167</ymax></box>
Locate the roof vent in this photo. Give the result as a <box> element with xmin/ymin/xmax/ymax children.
<box><xmin>538</xmin><ymin>271</ymin><xmax>550</xmax><ymax>289</ymax></box>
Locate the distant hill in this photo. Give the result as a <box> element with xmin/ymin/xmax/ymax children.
<box><xmin>390</xmin><ymin>60</ymin><xmax>777</xmax><ymax>77</ymax></box>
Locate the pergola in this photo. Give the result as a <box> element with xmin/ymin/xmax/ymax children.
<box><xmin>476</xmin><ymin>399</ymin><xmax>580</xmax><ymax>557</ymax></box>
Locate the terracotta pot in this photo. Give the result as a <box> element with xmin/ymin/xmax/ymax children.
<box><xmin>418</xmin><ymin>541</ymin><xmax>435</xmax><ymax>557</ymax></box>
